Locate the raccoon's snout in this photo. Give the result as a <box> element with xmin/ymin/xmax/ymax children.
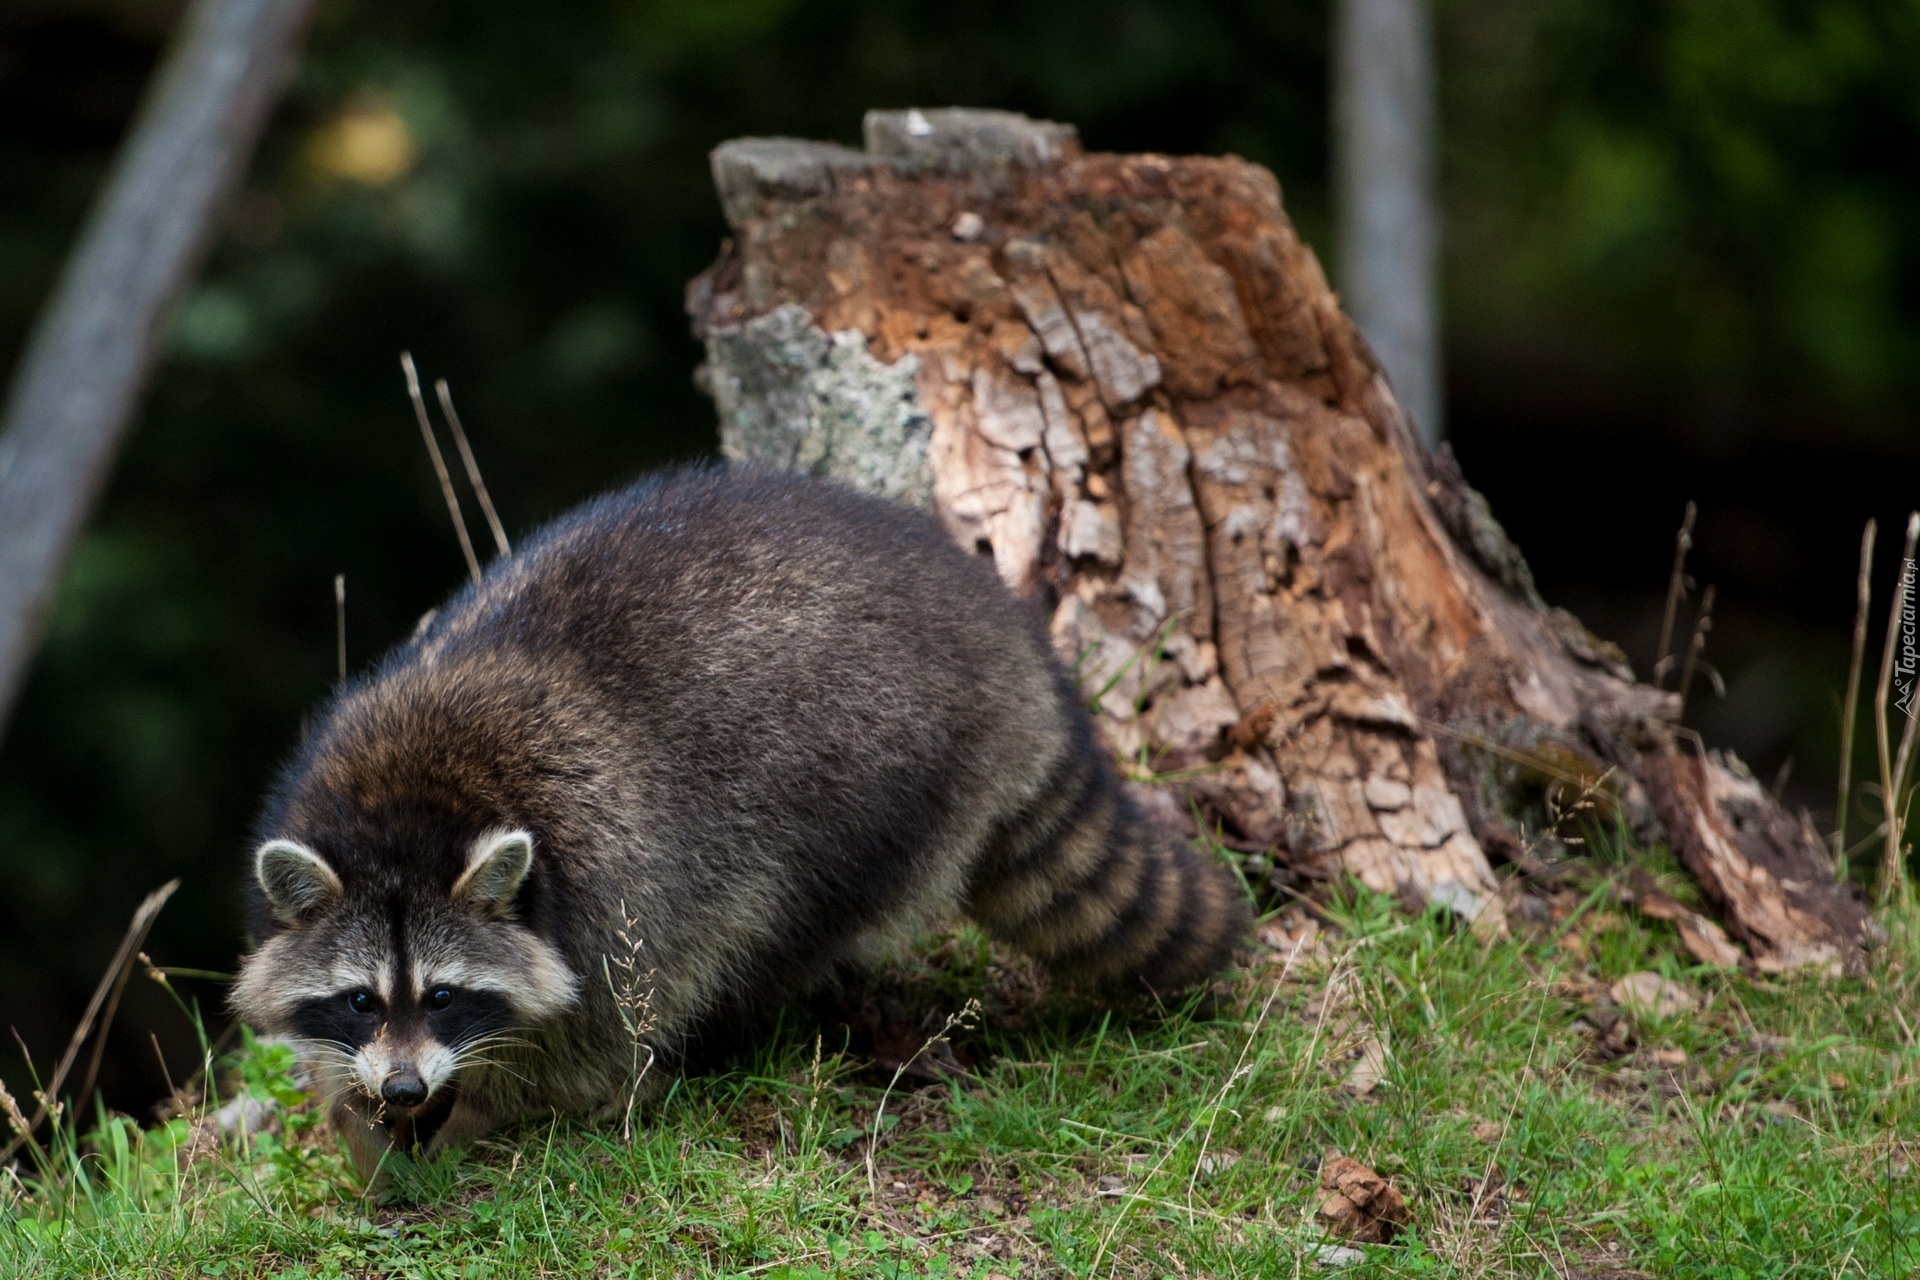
<box><xmin>381</xmin><ymin>1069</ymin><xmax>429</xmax><ymax>1109</ymax></box>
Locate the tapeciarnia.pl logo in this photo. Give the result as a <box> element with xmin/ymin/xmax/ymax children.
<box><xmin>1899</xmin><ymin>556</ymin><xmax>1917</xmax><ymax>718</ymax></box>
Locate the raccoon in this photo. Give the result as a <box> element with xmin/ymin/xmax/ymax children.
<box><xmin>231</xmin><ymin>466</ymin><xmax>1248</xmax><ymax>1175</ymax></box>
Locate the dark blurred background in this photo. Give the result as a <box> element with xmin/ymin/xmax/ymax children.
<box><xmin>2</xmin><ymin>0</ymin><xmax>1915</xmax><ymax>1116</ymax></box>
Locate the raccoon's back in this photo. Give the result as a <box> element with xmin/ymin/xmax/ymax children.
<box><xmin>275</xmin><ymin>467</ymin><xmax>1076</xmax><ymax>1017</ymax></box>
<box><xmin>422</xmin><ymin>465</ymin><xmax>1070</xmax><ymax>838</ymax></box>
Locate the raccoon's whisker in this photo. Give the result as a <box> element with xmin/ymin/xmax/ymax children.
<box><xmin>450</xmin><ymin>1049</ymin><xmax>540</xmax><ymax>1086</ymax></box>
<box><xmin>455</xmin><ymin>1029</ymin><xmax>535</xmax><ymax>1048</ymax></box>
<box><xmin>452</xmin><ymin>1036</ymin><xmax>543</xmax><ymax>1070</ymax></box>
<box><xmin>281</xmin><ymin>1039</ymin><xmax>359</xmax><ymax>1074</ymax></box>
<box><xmin>455</xmin><ymin>1057</ymin><xmax>538</xmax><ymax>1088</ymax></box>
<box><xmin>454</xmin><ymin>1033</ymin><xmax>544</xmax><ymax>1060</ymax></box>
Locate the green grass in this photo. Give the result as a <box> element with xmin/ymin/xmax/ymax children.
<box><xmin>6</xmin><ymin>883</ymin><xmax>1920</xmax><ymax>1279</ymax></box>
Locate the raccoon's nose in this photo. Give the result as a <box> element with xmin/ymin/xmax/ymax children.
<box><xmin>381</xmin><ymin>1070</ymin><xmax>428</xmax><ymax>1109</ymax></box>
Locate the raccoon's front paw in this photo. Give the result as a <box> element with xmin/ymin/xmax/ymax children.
<box><xmin>419</xmin><ymin>1097</ymin><xmax>499</xmax><ymax>1158</ymax></box>
<box><xmin>331</xmin><ymin>1085</ymin><xmax>466</xmax><ymax>1181</ymax></box>
<box><xmin>330</xmin><ymin>1095</ymin><xmax>397</xmax><ymax>1181</ymax></box>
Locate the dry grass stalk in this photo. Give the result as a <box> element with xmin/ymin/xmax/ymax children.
<box><xmin>1088</xmin><ymin>940</ymin><xmax>1309</xmax><ymax>1278</ymax></box>
<box><xmin>0</xmin><ymin>879</ymin><xmax>178</xmax><ymax>1165</ymax></box>
<box><xmin>1654</xmin><ymin>501</ymin><xmax>1698</xmax><ymax>690</ymax></box>
<box><xmin>1675</xmin><ymin>584</ymin><xmax>1716</xmax><ymax>722</ymax></box>
<box><xmin>400</xmin><ymin>351</ymin><xmax>482</xmax><ymax>587</ymax></box>
<box><xmin>433</xmin><ymin>378</ymin><xmax>511</xmax><ymax>560</ymax></box>
<box><xmin>333</xmin><ymin>573</ymin><xmax>347</xmax><ymax>684</ymax></box>
<box><xmin>0</xmin><ymin>1077</ymin><xmax>43</xmax><ymax>1170</ymax></box>
<box><xmin>601</xmin><ymin>903</ymin><xmax>657</xmax><ymax>1145</ymax></box>
<box><xmin>801</xmin><ymin>1033</ymin><xmax>824</xmax><ymax>1153</ymax></box>
<box><xmin>1836</xmin><ymin>519</ymin><xmax>1877</xmax><ymax>874</ymax></box>
<box><xmin>864</xmin><ymin>998</ymin><xmax>980</xmax><ymax>1207</ymax></box>
<box><xmin>1875</xmin><ymin>513</ymin><xmax>1920</xmax><ymax>904</ymax></box>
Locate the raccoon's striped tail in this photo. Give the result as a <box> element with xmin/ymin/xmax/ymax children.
<box><xmin>964</xmin><ymin>748</ymin><xmax>1250</xmax><ymax>995</ymax></box>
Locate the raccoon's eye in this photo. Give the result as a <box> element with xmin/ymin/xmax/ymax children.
<box><xmin>347</xmin><ymin>990</ymin><xmax>377</xmax><ymax>1015</ymax></box>
<box><xmin>428</xmin><ymin>987</ymin><xmax>454</xmax><ymax>1011</ymax></box>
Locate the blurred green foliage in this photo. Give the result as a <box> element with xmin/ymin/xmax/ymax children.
<box><xmin>1445</xmin><ymin>0</ymin><xmax>1920</xmax><ymax>397</ymax></box>
<box><xmin>0</xmin><ymin>0</ymin><xmax>1913</xmax><ymax>1113</ymax></box>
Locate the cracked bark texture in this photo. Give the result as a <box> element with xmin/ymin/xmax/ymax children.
<box><xmin>686</xmin><ymin>108</ymin><xmax>1873</xmax><ymax>972</ymax></box>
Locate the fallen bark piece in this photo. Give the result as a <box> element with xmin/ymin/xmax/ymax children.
<box><xmin>1629</xmin><ymin>883</ymin><xmax>1744</xmax><ymax>970</ymax></box>
<box><xmin>1647</xmin><ymin>749</ymin><xmax>1872</xmax><ymax>975</ymax></box>
<box><xmin>688</xmin><ymin>108</ymin><xmax>1873</xmax><ymax>970</ymax></box>
<box><xmin>1342</xmin><ymin>1033</ymin><xmax>1390</xmax><ymax>1097</ymax></box>
<box><xmin>1317</xmin><ymin>1153</ymin><xmax>1412</xmax><ymax>1244</ymax></box>
<box><xmin>1609</xmin><ymin>972</ymin><xmax>1700</xmax><ymax>1020</ymax></box>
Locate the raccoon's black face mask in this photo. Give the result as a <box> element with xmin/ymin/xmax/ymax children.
<box><xmin>231</xmin><ymin>829</ymin><xmax>581</xmax><ymax>1115</ymax></box>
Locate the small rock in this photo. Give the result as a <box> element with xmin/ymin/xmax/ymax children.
<box><xmin>1650</xmin><ymin>1047</ymin><xmax>1688</xmax><ymax>1067</ymax></box>
<box><xmin>1343</xmin><ymin>1034</ymin><xmax>1389</xmax><ymax>1097</ymax></box>
<box><xmin>1312</xmin><ymin>1242</ymin><xmax>1366</xmax><ymax>1267</ymax></box>
<box><xmin>1197</xmin><ymin>1149</ymin><xmax>1241</xmax><ymax>1176</ymax></box>
<box><xmin>1470</xmin><ymin>1120</ymin><xmax>1505</xmax><ymax>1144</ymax></box>
<box><xmin>1609</xmin><ymin>971</ymin><xmax>1699</xmax><ymax>1020</ymax></box>
<box><xmin>1264</xmin><ymin>1105</ymin><xmax>1287</xmax><ymax>1124</ymax></box>
<box><xmin>1096</xmin><ymin>1174</ymin><xmax>1126</xmax><ymax>1196</ymax></box>
<box><xmin>951</xmin><ymin>211</ymin><xmax>986</xmax><ymax>241</ymax></box>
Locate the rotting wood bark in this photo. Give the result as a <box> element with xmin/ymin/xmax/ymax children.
<box><xmin>686</xmin><ymin>108</ymin><xmax>1875</xmax><ymax>973</ymax></box>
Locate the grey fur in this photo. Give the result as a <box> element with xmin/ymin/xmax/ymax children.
<box><xmin>232</xmin><ymin>467</ymin><xmax>1246</xmax><ymax>1176</ymax></box>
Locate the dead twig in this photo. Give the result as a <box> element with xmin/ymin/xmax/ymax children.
<box><xmin>400</xmin><ymin>352</ymin><xmax>482</xmax><ymax>587</ymax></box>
<box><xmin>1654</xmin><ymin>501</ymin><xmax>1697</xmax><ymax>690</ymax></box>
<box><xmin>333</xmin><ymin>573</ymin><xmax>347</xmax><ymax>683</ymax></box>
<box><xmin>865</xmin><ymin>999</ymin><xmax>980</xmax><ymax>1207</ymax></box>
<box><xmin>1836</xmin><ymin>519</ymin><xmax>1877</xmax><ymax>874</ymax></box>
<box><xmin>0</xmin><ymin>879</ymin><xmax>178</xmax><ymax>1164</ymax></box>
<box><xmin>1675</xmin><ymin>584</ymin><xmax>1715</xmax><ymax>723</ymax></box>
<box><xmin>434</xmin><ymin>378</ymin><xmax>511</xmax><ymax>559</ymax></box>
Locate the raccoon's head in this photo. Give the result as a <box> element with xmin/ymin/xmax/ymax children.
<box><xmin>231</xmin><ymin>828</ymin><xmax>580</xmax><ymax>1115</ymax></box>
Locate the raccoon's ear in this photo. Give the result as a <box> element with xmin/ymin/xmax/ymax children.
<box><xmin>453</xmin><ymin>829</ymin><xmax>534</xmax><ymax>913</ymax></box>
<box><xmin>254</xmin><ymin>839</ymin><xmax>343</xmax><ymax>922</ymax></box>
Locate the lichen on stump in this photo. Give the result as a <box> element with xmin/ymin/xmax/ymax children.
<box><xmin>686</xmin><ymin>108</ymin><xmax>1873</xmax><ymax>972</ymax></box>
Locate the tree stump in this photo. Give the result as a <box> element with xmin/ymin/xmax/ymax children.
<box><xmin>686</xmin><ymin>108</ymin><xmax>1873</xmax><ymax>973</ymax></box>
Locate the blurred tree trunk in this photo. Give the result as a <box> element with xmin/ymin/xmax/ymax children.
<box><xmin>687</xmin><ymin>109</ymin><xmax>1875</xmax><ymax>973</ymax></box>
<box><xmin>0</xmin><ymin>0</ymin><xmax>317</xmax><ymax>740</ymax></box>
<box><xmin>1335</xmin><ymin>0</ymin><xmax>1441</xmax><ymax>447</ymax></box>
